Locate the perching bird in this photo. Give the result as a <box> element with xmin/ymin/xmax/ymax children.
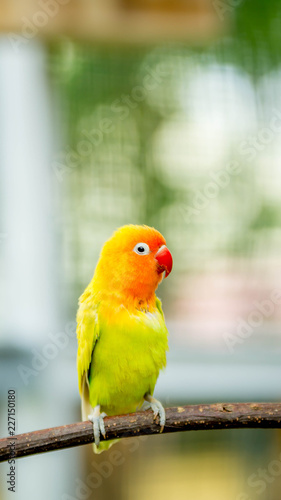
<box><xmin>76</xmin><ymin>224</ymin><xmax>173</xmax><ymax>453</ymax></box>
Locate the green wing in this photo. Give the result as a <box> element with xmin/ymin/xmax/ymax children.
<box><xmin>156</xmin><ymin>296</ymin><xmax>165</xmax><ymax>319</ymax></box>
<box><xmin>76</xmin><ymin>286</ymin><xmax>100</xmax><ymax>419</ymax></box>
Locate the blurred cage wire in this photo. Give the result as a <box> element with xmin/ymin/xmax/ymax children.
<box><xmin>50</xmin><ymin>37</ymin><xmax>281</xmax><ymax>349</ymax></box>
<box><xmin>1</xmin><ymin>1</ymin><xmax>281</xmax><ymax>500</ymax></box>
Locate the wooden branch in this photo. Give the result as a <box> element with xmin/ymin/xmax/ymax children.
<box><xmin>0</xmin><ymin>0</ymin><xmax>224</xmax><ymax>44</ymax></box>
<box><xmin>1</xmin><ymin>403</ymin><xmax>281</xmax><ymax>462</ymax></box>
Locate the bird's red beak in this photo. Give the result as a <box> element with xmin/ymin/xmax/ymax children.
<box><xmin>155</xmin><ymin>245</ymin><xmax>173</xmax><ymax>278</ymax></box>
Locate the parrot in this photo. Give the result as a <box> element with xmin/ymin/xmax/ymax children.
<box><xmin>76</xmin><ymin>224</ymin><xmax>173</xmax><ymax>453</ymax></box>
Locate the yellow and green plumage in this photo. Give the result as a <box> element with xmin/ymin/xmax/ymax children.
<box><xmin>77</xmin><ymin>225</ymin><xmax>172</xmax><ymax>453</ymax></box>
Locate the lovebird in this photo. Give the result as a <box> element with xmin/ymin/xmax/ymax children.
<box><xmin>76</xmin><ymin>224</ymin><xmax>173</xmax><ymax>453</ymax></box>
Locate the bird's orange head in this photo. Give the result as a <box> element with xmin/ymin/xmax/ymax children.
<box><xmin>93</xmin><ymin>225</ymin><xmax>173</xmax><ymax>305</ymax></box>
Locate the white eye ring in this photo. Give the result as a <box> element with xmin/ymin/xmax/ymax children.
<box><xmin>133</xmin><ymin>242</ymin><xmax>150</xmax><ymax>255</ymax></box>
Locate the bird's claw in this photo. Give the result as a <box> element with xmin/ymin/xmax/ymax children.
<box><xmin>145</xmin><ymin>397</ymin><xmax>165</xmax><ymax>432</ymax></box>
<box><xmin>88</xmin><ymin>412</ymin><xmax>107</xmax><ymax>447</ymax></box>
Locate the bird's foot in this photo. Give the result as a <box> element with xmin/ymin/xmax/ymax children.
<box><xmin>144</xmin><ymin>395</ymin><xmax>165</xmax><ymax>432</ymax></box>
<box><xmin>88</xmin><ymin>405</ymin><xmax>107</xmax><ymax>448</ymax></box>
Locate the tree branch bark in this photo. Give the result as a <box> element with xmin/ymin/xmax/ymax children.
<box><xmin>1</xmin><ymin>402</ymin><xmax>281</xmax><ymax>462</ymax></box>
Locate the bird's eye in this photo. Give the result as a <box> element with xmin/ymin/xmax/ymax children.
<box><xmin>133</xmin><ymin>242</ymin><xmax>150</xmax><ymax>255</ymax></box>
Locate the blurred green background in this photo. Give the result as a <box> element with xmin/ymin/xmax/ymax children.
<box><xmin>1</xmin><ymin>0</ymin><xmax>281</xmax><ymax>499</ymax></box>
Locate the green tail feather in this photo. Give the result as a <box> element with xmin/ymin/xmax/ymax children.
<box><xmin>93</xmin><ymin>438</ymin><xmax>120</xmax><ymax>454</ymax></box>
